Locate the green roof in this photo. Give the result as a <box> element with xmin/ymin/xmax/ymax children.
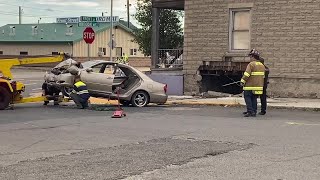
<box><xmin>0</xmin><ymin>21</ymin><xmax>133</xmax><ymax>43</ymax></box>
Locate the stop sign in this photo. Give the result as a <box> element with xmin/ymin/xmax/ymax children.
<box><xmin>83</xmin><ymin>27</ymin><xmax>95</xmax><ymax>44</ymax></box>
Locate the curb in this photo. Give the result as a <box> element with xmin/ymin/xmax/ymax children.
<box><xmin>165</xmin><ymin>101</ymin><xmax>242</xmax><ymax>107</ymax></box>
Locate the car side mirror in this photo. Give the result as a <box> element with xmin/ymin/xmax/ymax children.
<box><xmin>86</xmin><ymin>68</ymin><xmax>93</xmax><ymax>73</ymax></box>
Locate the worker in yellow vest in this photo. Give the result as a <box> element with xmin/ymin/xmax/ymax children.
<box><xmin>122</xmin><ymin>53</ymin><xmax>129</xmax><ymax>64</ymax></box>
<box><xmin>241</xmin><ymin>49</ymin><xmax>265</xmax><ymax>117</ymax></box>
<box><xmin>70</xmin><ymin>76</ymin><xmax>90</xmax><ymax>109</ymax></box>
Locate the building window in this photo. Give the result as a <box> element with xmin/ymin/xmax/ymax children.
<box><xmin>0</xmin><ymin>51</ymin><xmax>3</xmax><ymax>55</ymax></box>
<box><xmin>52</xmin><ymin>52</ymin><xmax>59</xmax><ymax>55</ymax></box>
<box><xmin>116</xmin><ymin>47</ymin><xmax>123</xmax><ymax>57</ymax></box>
<box><xmin>20</xmin><ymin>51</ymin><xmax>28</xmax><ymax>55</ymax></box>
<box><xmin>98</xmin><ymin>47</ymin><xmax>106</xmax><ymax>56</ymax></box>
<box><xmin>9</xmin><ymin>26</ymin><xmax>15</xmax><ymax>36</ymax></box>
<box><xmin>229</xmin><ymin>9</ymin><xmax>250</xmax><ymax>51</ymax></box>
<box><xmin>130</xmin><ymin>49</ymin><xmax>137</xmax><ymax>56</ymax></box>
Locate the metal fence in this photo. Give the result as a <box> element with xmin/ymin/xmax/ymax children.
<box><xmin>157</xmin><ymin>49</ymin><xmax>183</xmax><ymax>69</ymax></box>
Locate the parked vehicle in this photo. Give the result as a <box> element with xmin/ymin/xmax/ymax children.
<box><xmin>44</xmin><ymin>59</ymin><xmax>168</xmax><ymax>107</ymax></box>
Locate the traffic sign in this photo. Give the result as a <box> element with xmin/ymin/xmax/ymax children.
<box><xmin>83</xmin><ymin>27</ymin><xmax>95</xmax><ymax>44</ymax></box>
<box><xmin>78</xmin><ymin>22</ymin><xmax>99</xmax><ymax>27</ymax></box>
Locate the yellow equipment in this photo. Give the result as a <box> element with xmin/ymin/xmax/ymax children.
<box><xmin>0</xmin><ymin>53</ymin><xmax>68</xmax><ymax>110</ymax></box>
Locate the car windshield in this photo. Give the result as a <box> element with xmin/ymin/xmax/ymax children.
<box><xmin>82</xmin><ymin>61</ymin><xmax>98</xmax><ymax>69</ymax></box>
<box><xmin>54</xmin><ymin>59</ymin><xmax>78</xmax><ymax>69</ymax></box>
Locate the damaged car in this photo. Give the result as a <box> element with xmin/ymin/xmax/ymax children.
<box><xmin>44</xmin><ymin>59</ymin><xmax>168</xmax><ymax>107</ymax></box>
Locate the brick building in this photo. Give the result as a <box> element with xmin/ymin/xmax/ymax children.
<box><xmin>153</xmin><ymin>0</ymin><xmax>320</xmax><ymax>98</ymax></box>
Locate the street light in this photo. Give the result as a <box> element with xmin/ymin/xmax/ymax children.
<box><xmin>38</xmin><ymin>17</ymin><xmax>42</xmax><ymax>24</ymax></box>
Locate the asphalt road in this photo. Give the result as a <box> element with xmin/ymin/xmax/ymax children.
<box><xmin>0</xmin><ymin>69</ymin><xmax>319</xmax><ymax>179</ymax></box>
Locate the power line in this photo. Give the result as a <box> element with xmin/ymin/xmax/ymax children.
<box><xmin>0</xmin><ymin>2</ymin><xmax>106</xmax><ymax>13</ymax></box>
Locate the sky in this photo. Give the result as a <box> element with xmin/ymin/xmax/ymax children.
<box><xmin>0</xmin><ymin>0</ymin><xmax>137</xmax><ymax>26</ymax></box>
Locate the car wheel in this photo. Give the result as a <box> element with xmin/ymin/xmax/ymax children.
<box><xmin>131</xmin><ymin>91</ymin><xmax>149</xmax><ymax>107</ymax></box>
<box><xmin>0</xmin><ymin>86</ymin><xmax>11</xmax><ymax>110</ymax></box>
<box><xmin>120</xmin><ymin>100</ymin><xmax>131</xmax><ymax>107</ymax></box>
<box><xmin>62</xmin><ymin>86</ymin><xmax>73</xmax><ymax>97</ymax></box>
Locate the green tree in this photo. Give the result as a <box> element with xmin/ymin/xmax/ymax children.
<box><xmin>133</xmin><ymin>0</ymin><xmax>184</xmax><ymax>56</ymax></box>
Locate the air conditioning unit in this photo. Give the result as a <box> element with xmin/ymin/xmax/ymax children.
<box><xmin>98</xmin><ymin>51</ymin><xmax>104</xmax><ymax>57</ymax></box>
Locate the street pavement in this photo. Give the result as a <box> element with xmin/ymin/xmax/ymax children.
<box><xmin>0</xmin><ymin>104</ymin><xmax>320</xmax><ymax>179</ymax></box>
<box><xmin>0</xmin><ymin>68</ymin><xmax>319</xmax><ymax>179</ymax></box>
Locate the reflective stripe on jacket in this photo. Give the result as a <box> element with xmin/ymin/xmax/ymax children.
<box><xmin>72</xmin><ymin>81</ymin><xmax>90</xmax><ymax>100</ymax></box>
<box><xmin>241</xmin><ymin>61</ymin><xmax>265</xmax><ymax>95</ymax></box>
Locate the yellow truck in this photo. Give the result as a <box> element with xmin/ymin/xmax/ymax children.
<box><xmin>0</xmin><ymin>53</ymin><xmax>67</xmax><ymax>110</ymax></box>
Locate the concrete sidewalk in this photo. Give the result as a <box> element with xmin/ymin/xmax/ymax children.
<box><xmin>167</xmin><ymin>96</ymin><xmax>320</xmax><ymax>110</ymax></box>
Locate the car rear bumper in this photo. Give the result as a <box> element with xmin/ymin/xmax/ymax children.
<box><xmin>149</xmin><ymin>93</ymin><xmax>168</xmax><ymax>104</ymax></box>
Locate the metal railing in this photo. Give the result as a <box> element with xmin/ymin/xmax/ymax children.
<box><xmin>157</xmin><ymin>49</ymin><xmax>183</xmax><ymax>69</ymax></box>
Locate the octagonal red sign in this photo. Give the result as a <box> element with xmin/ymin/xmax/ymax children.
<box><xmin>83</xmin><ymin>27</ymin><xmax>95</xmax><ymax>44</ymax></box>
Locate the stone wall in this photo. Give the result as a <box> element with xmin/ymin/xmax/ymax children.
<box><xmin>184</xmin><ymin>0</ymin><xmax>320</xmax><ymax>97</ymax></box>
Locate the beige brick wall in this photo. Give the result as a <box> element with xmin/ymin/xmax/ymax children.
<box><xmin>184</xmin><ymin>0</ymin><xmax>320</xmax><ymax>97</ymax></box>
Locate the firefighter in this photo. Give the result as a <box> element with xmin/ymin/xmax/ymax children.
<box><xmin>42</xmin><ymin>82</ymin><xmax>60</xmax><ymax>106</ymax></box>
<box><xmin>259</xmin><ymin>57</ymin><xmax>270</xmax><ymax>115</ymax></box>
<box><xmin>70</xmin><ymin>76</ymin><xmax>90</xmax><ymax>109</ymax></box>
<box><xmin>241</xmin><ymin>49</ymin><xmax>265</xmax><ymax>117</ymax></box>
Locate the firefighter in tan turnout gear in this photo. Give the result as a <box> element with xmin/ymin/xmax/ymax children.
<box><xmin>241</xmin><ymin>49</ymin><xmax>266</xmax><ymax>117</ymax></box>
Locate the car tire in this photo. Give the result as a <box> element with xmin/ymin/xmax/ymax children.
<box><xmin>0</xmin><ymin>86</ymin><xmax>11</xmax><ymax>110</ymax></box>
<box><xmin>120</xmin><ymin>100</ymin><xmax>131</xmax><ymax>107</ymax></box>
<box><xmin>62</xmin><ymin>86</ymin><xmax>73</xmax><ymax>97</ymax></box>
<box><xmin>131</xmin><ymin>91</ymin><xmax>149</xmax><ymax>107</ymax></box>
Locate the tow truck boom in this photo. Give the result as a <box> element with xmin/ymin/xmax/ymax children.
<box><xmin>0</xmin><ymin>53</ymin><xmax>68</xmax><ymax>110</ymax></box>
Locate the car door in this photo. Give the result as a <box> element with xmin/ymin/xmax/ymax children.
<box><xmin>80</xmin><ymin>63</ymin><xmax>114</xmax><ymax>94</ymax></box>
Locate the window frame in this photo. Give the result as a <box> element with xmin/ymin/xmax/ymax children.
<box><xmin>130</xmin><ymin>48</ymin><xmax>138</xmax><ymax>56</ymax></box>
<box><xmin>229</xmin><ymin>8</ymin><xmax>251</xmax><ymax>52</ymax></box>
<box><xmin>20</xmin><ymin>51</ymin><xmax>28</xmax><ymax>56</ymax></box>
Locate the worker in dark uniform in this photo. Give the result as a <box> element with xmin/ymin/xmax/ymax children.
<box><xmin>241</xmin><ymin>49</ymin><xmax>265</xmax><ymax>117</ymax></box>
<box><xmin>70</xmin><ymin>76</ymin><xmax>90</xmax><ymax>109</ymax></box>
<box><xmin>259</xmin><ymin>58</ymin><xmax>270</xmax><ymax>115</ymax></box>
<box><xmin>42</xmin><ymin>82</ymin><xmax>60</xmax><ymax>105</ymax></box>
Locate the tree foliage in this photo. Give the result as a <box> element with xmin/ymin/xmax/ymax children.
<box><xmin>133</xmin><ymin>0</ymin><xmax>184</xmax><ymax>56</ymax></box>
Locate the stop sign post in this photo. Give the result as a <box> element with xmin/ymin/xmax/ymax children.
<box><xmin>83</xmin><ymin>27</ymin><xmax>95</xmax><ymax>59</ymax></box>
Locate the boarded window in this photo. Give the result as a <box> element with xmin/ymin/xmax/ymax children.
<box><xmin>230</xmin><ymin>10</ymin><xmax>250</xmax><ymax>50</ymax></box>
<box><xmin>116</xmin><ymin>47</ymin><xmax>122</xmax><ymax>57</ymax></box>
<box><xmin>20</xmin><ymin>51</ymin><xmax>28</xmax><ymax>55</ymax></box>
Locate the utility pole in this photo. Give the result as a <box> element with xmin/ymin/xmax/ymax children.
<box><xmin>19</xmin><ymin>6</ymin><xmax>22</xmax><ymax>24</ymax></box>
<box><xmin>109</xmin><ymin>0</ymin><xmax>113</xmax><ymax>62</ymax></box>
<box><xmin>127</xmin><ymin>0</ymin><xmax>130</xmax><ymax>28</ymax></box>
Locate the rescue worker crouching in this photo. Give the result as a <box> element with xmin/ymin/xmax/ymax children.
<box><xmin>241</xmin><ymin>49</ymin><xmax>265</xmax><ymax>117</ymax></box>
<box><xmin>70</xmin><ymin>76</ymin><xmax>90</xmax><ymax>109</ymax></box>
